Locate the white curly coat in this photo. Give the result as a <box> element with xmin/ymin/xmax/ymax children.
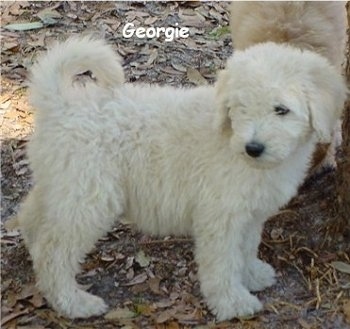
<box><xmin>229</xmin><ymin>1</ymin><xmax>347</xmax><ymax>172</ymax></box>
<box><xmin>18</xmin><ymin>37</ymin><xmax>347</xmax><ymax>321</ymax></box>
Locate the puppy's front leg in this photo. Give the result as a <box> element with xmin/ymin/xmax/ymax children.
<box><xmin>241</xmin><ymin>221</ymin><xmax>276</xmax><ymax>292</ymax></box>
<box><xmin>193</xmin><ymin>212</ymin><xmax>262</xmax><ymax>321</ymax></box>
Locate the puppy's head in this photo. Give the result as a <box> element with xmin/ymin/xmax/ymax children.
<box><xmin>216</xmin><ymin>42</ymin><xmax>347</xmax><ymax>169</ymax></box>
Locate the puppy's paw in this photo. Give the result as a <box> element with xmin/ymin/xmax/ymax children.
<box><xmin>243</xmin><ymin>259</ymin><xmax>276</xmax><ymax>292</ymax></box>
<box><xmin>54</xmin><ymin>289</ymin><xmax>108</xmax><ymax>319</ymax></box>
<box><xmin>208</xmin><ymin>287</ymin><xmax>263</xmax><ymax>322</ymax></box>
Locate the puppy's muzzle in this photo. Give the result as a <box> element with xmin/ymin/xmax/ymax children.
<box><xmin>245</xmin><ymin>142</ymin><xmax>265</xmax><ymax>158</ymax></box>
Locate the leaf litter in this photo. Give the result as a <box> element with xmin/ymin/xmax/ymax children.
<box><xmin>1</xmin><ymin>1</ymin><xmax>349</xmax><ymax>329</ymax></box>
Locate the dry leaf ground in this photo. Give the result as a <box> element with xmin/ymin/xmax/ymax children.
<box><xmin>1</xmin><ymin>2</ymin><xmax>349</xmax><ymax>329</ymax></box>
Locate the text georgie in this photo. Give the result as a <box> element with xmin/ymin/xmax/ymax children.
<box><xmin>122</xmin><ymin>23</ymin><xmax>190</xmax><ymax>42</ymax></box>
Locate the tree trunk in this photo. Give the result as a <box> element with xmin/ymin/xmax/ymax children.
<box><xmin>336</xmin><ymin>2</ymin><xmax>350</xmax><ymax>229</ymax></box>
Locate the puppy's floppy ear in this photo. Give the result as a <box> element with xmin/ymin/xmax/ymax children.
<box><xmin>215</xmin><ymin>69</ymin><xmax>233</xmax><ymax>134</ymax></box>
<box><xmin>306</xmin><ymin>64</ymin><xmax>348</xmax><ymax>143</ymax></box>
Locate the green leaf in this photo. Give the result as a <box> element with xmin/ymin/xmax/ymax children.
<box><xmin>331</xmin><ymin>261</ymin><xmax>350</xmax><ymax>274</ymax></box>
<box><xmin>208</xmin><ymin>26</ymin><xmax>231</xmax><ymax>39</ymax></box>
<box><xmin>4</xmin><ymin>22</ymin><xmax>44</xmax><ymax>31</ymax></box>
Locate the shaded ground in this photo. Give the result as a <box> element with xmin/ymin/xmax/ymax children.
<box><xmin>1</xmin><ymin>2</ymin><xmax>350</xmax><ymax>328</ymax></box>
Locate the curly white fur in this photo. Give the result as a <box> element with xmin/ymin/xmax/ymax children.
<box><xmin>18</xmin><ymin>37</ymin><xmax>347</xmax><ymax>321</ymax></box>
<box><xmin>229</xmin><ymin>1</ymin><xmax>347</xmax><ymax>172</ymax></box>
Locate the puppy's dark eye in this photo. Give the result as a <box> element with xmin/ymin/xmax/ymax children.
<box><xmin>274</xmin><ymin>105</ymin><xmax>290</xmax><ymax>116</ymax></box>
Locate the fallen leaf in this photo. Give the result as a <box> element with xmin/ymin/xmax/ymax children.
<box><xmin>148</xmin><ymin>277</ymin><xmax>162</xmax><ymax>295</ymax></box>
<box><xmin>186</xmin><ymin>68</ymin><xmax>208</xmax><ymax>86</ymax></box>
<box><xmin>134</xmin><ymin>303</ymin><xmax>156</xmax><ymax>316</ymax></box>
<box><xmin>145</xmin><ymin>49</ymin><xmax>158</xmax><ymax>67</ymax></box>
<box><xmin>37</xmin><ymin>8</ymin><xmax>62</xmax><ymax>25</ymax></box>
<box><xmin>144</xmin><ymin>16</ymin><xmax>158</xmax><ymax>25</ymax></box>
<box><xmin>178</xmin><ymin>11</ymin><xmax>207</xmax><ymax>28</ymax></box>
<box><xmin>4</xmin><ymin>22</ymin><xmax>44</xmax><ymax>31</ymax></box>
<box><xmin>131</xmin><ymin>282</ymin><xmax>148</xmax><ymax>294</ymax></box>
<box><xmin>6</xmin><ymin>2</ymin><xmax>24</xmax><ymax>16</ymax></box>
<box><xmin>135</xmin><ymin>250</ymin><xmax>151</xmax><ymax>268</ymax></box>
<box><xmin>125</xmin><ymin>256</ymin><xmax>134</xmax><ymax>269</ymax></box>
<box><xmin>5</xmin><ymin>290</ymin><xmax>18</xmax><ymax>308</ymax></box>
<box><xmin>209</xmin><ymin>9</ymin><xmax>225</xmax><ymax>22</ymax></box>
<box><xmin>169</xmin><ymin>292</ymin><xmax>180</xmax><ymax>301</ymax></box>
<box><xmin>342</xmin><ymin>282</ymin><xmax>350</xmax><ymax>290</ymax></box>
<box><xmin>154</xmin><ymin>299</ymin><xmax>175</xmax><ymax>309</ymax></box>
<box><xmin>2</xmin><ymin>42</ymin><xmax>19</xmax><ymax>52</ymax></box>
<box><xmin>29</xmin><ymin>292</ymin><xmax>46</xmax><ymax>308</ymax></box>
<box><xmin>1</xmin><ymin>309</ymin><xmax>30</xmax><ymax>326</ymax></box>
<box><xmin>101</xmin><ymin>255</ymin><xmax>115</xmax><ymax>262</ymax></box>
<box><xmin>331</xmin><ymin>261</ymin><xmax>350</xmax><ymax>274</ymax></box>
<box><xmin>126</xmin><ymin>268</ymin><xmax>134</xmax><ymax>280</ymax></box>
<box><xmin>19</xmin><ymin>284</ymin><xmax>38</xmax><ymax>300</ymax></box>
<box><xmin>270</xmin><ymin>228</ymin><xmax>283</xmax><ymax>240</ymax></box>
<box><xmin>298</xmin><ymin>318</ymin><xmax>312</xmax><ymax>329</ymax></box>
<box><xmin>175</xmin><ymin>308</ymin><xmax>202</xmax><ymax>323</ymax></box>
<box><xmin>104</xmin><ymin>307</ymin><xmax>136</xmax><ymax>320</ymax></box>
<box><xmin>171</xmin><ymin>62</ymin><xmax>187</xmax><ymax>73</ymax></box>
<box><xmin>114</xmin><ymin>252</ymin><xmax>126</xmax><ymax>260</ymax></box>
<box><xmin>125</xmin><ymin>272</ymin><xmax>148</xmax><ymax>286</ymax></box>
<box><xmin>156</xmin><ymin>309</ymin><xmax>176</xmax><ymax>324</ymax></box>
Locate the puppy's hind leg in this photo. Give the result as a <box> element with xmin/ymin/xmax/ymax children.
<box><xmin>28</xmin><ymin>183</ymin><xmax>124</xmax><ymax>319</ymax></box>
<box><xmin>18</xmin><ymin>186</ymin><xmax>46</xmax><ymax>250</ymax></box>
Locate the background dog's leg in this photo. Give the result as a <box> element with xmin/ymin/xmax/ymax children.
<box><xmin>241</xmin><ymin>221</ymin><xmax>276</xmax><ymax>292</ymax></box>
<box><xmin>24</xmin><ymin>186</ymin><xmax>123</xmax><ymax>318</ymax></box>
<box><xmin>311</xmin><ymin>120</ymin><xmax>342</xmax><ymax>175</ymax></box>
<box><xmin>193</xmin><ymin>211</ymin><xmax>262</xmax><ymax>321</ymax></box>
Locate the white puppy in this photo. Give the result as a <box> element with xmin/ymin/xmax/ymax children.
<box><xmin>18</xmin><ymin>37</ymin><xmax>347</xmax><ymax>321</ymax></box>
<box><xmin>230</xmin><ymin>1</ymin><xmax>347</xmax><ymax>171</ymax></box>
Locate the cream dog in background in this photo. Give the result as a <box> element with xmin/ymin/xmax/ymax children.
<box><xmin>18</xmin><ymin>37</ymin><xmax>347</xmax><ymax>321</ymax></box>
<box><xmin>230</xmin><ymin>1</ymin><xmax>347</xmax><ymax>172</ymax></box>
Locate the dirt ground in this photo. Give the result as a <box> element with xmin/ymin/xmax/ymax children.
<box><xmin>1</xmin><ymin>2</ymin><xmax>350</xmax><ymax>329</ymax></box>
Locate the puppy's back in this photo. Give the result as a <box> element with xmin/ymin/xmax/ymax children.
<box><xmin>230</xmin><ymin>1</ymin><xmax>346</xmax><ymax>68</ymax></box>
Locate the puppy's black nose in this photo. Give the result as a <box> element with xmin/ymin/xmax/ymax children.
<box><xmin>245</xmin><ymin>142</ymin><xmax>265</xmax><ymax>158</ymax></box>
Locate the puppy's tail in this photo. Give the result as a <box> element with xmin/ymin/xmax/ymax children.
<box><xmin>29</xmin><ymin>36</ymin><xmax>124</xmax><ymax>111</ymax></box>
